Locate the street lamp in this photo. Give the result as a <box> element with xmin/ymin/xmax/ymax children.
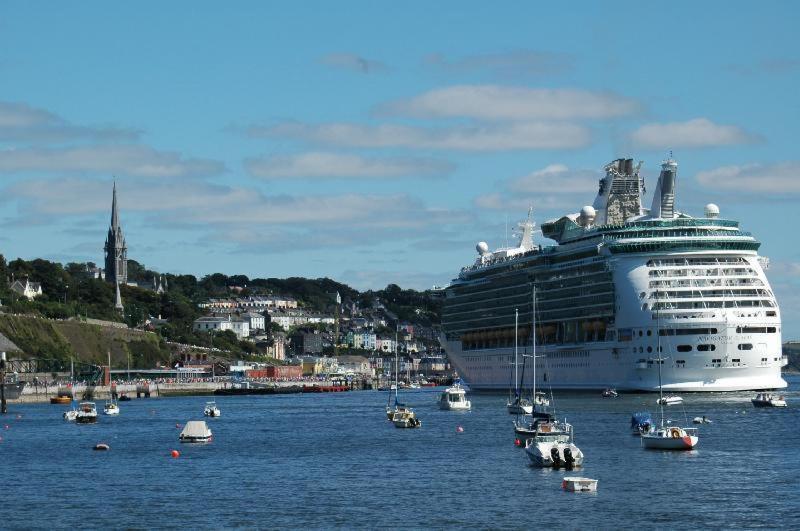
<box><xmin>64</xmin><ymin>284</ymin><xmax>69</xmax><ymax>305</ymax></box>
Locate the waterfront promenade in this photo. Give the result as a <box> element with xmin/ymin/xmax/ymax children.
<box><xmin>13</xmin><ymin>378</ymin><xmax>363</xmax><ymax>403</ymax></box>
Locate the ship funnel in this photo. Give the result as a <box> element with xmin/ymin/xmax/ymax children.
<box><xmin>650</xmin><ymin>159</ymin><xmax>678</xmax><ymax>219</ymax></box>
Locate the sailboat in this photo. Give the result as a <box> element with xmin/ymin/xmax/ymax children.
<box><xmin>507</xmin><ymin>309</ymin><xmax>533</xmax><ymax>415</ymax></box>
<box><xmin>642</xmin><ymin>293</ymin><xmax>698</xmax><ymax>450</ymax></box>
<box><xmin>515</xmin><ymin>286</ymin><xmax>556</xmax><ymax>442</ymax></box>
<box><xmin>386</xmin><ymin>328</ymin><xmax>420</xmax><ymax>428</ymax></box>
<box><xmin>103</xmin><ymin>351</ymin><xmax>120</xmax><ymax>415</ymax></box>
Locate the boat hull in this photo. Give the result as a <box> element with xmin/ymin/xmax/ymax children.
<box><xmin>642</xmin><ymin>435</ymin><xmax>698</xmax><ymax>450</ymax></box>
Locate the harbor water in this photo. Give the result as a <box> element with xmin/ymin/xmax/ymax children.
<box><xmin>3</xmin><ymin>376</ymin><xmax>799</xmax><ymax>529</ymax></box>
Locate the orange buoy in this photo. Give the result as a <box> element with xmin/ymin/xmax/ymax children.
<box><xmin>514</xmin><ymin>438</ymin><xmax>521</xmax><ymax>447</ymax></box>
<box><xmin>171</xmin><ymin>450</ymin><xmax>180</xmax><ymax>458</ymax></box>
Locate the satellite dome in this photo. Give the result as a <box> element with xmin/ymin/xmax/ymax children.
<box><xmin>704</xmin><ymin>203</ymin><xmax>720</xmax><ymax>218</ymax></box>
<box><xmin>579</xmin><ymin>205</ymin><xmax>596</xmax><ymax>226</ymax></box>
<box><xmin>476</xmin><ymin>241</ymin><xmax>490</xmax><ymax>255</ymax></box>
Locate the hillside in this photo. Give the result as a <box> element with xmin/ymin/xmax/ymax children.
<box><xmin>0</xmin><ymin>314</ymin><xmax>171</xmax><ymax>369</ymax></box>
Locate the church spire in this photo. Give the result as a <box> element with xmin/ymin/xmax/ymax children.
<box><xmin>111</xmin><ymin>180</ymin><xmax>120</xmax><ymax>230</ymax></box>
<box><xmin>104</xmin><ymin>181</ymin><xmax>128</xmax><ymax>285</ymax></box>
<box><xmin>115</xmin><ymin>280</ymin><xmax>124</xmax><ymax>312</ymax></box>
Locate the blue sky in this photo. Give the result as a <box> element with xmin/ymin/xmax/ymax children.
<box><xmin>1</xmin><ymin>1</ymin><xmax>799</xmax><ymax>336</ymax></box>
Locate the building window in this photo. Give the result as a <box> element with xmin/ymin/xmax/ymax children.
<box><xmin>738</xmin><ymin>344</ymin><xmax>753</xmax><ymax>351</ymax></box>
<box><xmin>677</xmin><ymin>345</ymin><xmax>692</xmax><ymax>352</ymax></box>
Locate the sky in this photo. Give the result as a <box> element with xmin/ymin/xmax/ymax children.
<box><xmin>1</xmin><ymin>1</ymin><xmax>799</xmax><ymax>337</ymax></box>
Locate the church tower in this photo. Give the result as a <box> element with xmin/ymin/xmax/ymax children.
<box><xmin>104</xmin><ymin>182</ymin><xmax>128</xmax><ymax>285</ymax></box>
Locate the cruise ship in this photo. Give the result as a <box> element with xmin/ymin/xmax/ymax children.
<box><xmin>441</xmin><ymin>157</ymin><xmax>787</xmax><ymax>392</ymax></box>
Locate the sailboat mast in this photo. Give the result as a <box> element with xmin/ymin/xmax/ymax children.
<box><xmin>532</xmin><ymin>285</ymin><xmax>536</xmax><ymax>397</ymax></box>
<box><xmin>394</xmin><ymin>326</ymin><xmax>399</xmax><ymax>403</ymax></box>
<box><xmin>656</xmin><ymin>289</ymin><xmax>664</xmax><ymax>427</ymax></box>
<box><xmin>514</xmin><ymin>309</ymin><xmax>519</xmax><ymax>398</ymax></box>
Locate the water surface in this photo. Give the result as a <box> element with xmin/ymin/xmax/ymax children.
<box><xmin>3</xmin><ymin>376</ymin><xmax>799</xmax><ymax>529</ymax></box>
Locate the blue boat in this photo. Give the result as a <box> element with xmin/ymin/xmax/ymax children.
<box><xmin>630</xmin><ymin>412</ymin><xmax>653</xmax><ymax>435</ymax></box>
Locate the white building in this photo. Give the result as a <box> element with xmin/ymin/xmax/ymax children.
<box><xmin>241</xmin><ymin>311</ymin><xmax>265</xmax><ymax>332</ymax></box>
<box><xmin>376</xmin><ymin>337</ymin><xmax>396</xmax><ymax>353</ymax></box>
<box><xmin>193</xmin><ymin>316</ymin><xmax>250</xmax><ymax>339</ymax></box>
<box><xmin>336</xmin><ymin>355</ymin><xmax>374</xmax><ymax>377</ymax></box>
<box><xmin>10</xmin><ymin>279</ymin><xmax>42</xmax><ymax>300</ymax></box>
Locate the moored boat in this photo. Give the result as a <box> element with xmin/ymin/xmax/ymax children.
<box><xmin>75</xmin><ymin>402</ymin><xmax>98</xmax><ymax>424</ymax></box>
<box><xmin>179</xmin><ymin>420</ymin><xmax>212</xmax><ymax>443</ymax></box>
<box><xmin>751</xmin><ymin>393</ymin><xmax>787</xmax><ymax>408</ymax></box>
<box><xmin>630</xmin><ymin>411</ymin><xmax>653</xmax><ymax>435</ymax></box>
<box><xmin>438</xmin><ymin>381</ymin><xmax>471</xmax><ymax>411</ymax></box>
<box><xmin>524</xmin><ymin>419</ymin><xmax>583</xmax><ymax>468</ymax></box>
<box><xmin>203</xmin><ymin>401</ymin><xmax>221</xmax><ymax>417</ymax></box>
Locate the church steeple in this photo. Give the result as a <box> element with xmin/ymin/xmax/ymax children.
<box><xmin>104</xmin><ymin>181</ymin><xmax>128</xmax><ymax>286</ymax></box>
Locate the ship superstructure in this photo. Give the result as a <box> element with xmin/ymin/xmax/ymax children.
<box><xmin>441</xmin><ymin>158</ymin><xmax>787</xmax><ymax>392</ymax></box>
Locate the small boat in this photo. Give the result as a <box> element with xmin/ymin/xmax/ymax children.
<box><xmin>562</xmin><ymin>477</ymin><xmax>598</xmax><ymax>493</ymax></box>
<box><xmin>179</xmin><ymin>420</ymin><xmax>213</xmax><ymax>442</ymax></box>
<box><xmin>641</xmin><ymin>425</ymin><xmax>698</xmax><ymax>450</ymax></box>
<box><xmin>601</xmin><ymin>388</ymin><xmax>618</xmax><ymax>398</ymax></box>
<box><xmin>408</xmin><ymin>382</ymin><xmax>421</xmax><ymax>390</ymax></box>
<box><xmin>203</xmin><ymin>401</ymin><xmax>221</xmax><ymax>417</ymax></box>
<box><xmin>507</xmin><ymin>397</ymin><xmax>533</xmax><ymax>415</ymax></box>
<box><xmin>438</xmin><ymin>381</ymin><xmax>471</xmax><ymax>411</ymax></box>
<box><xmin>391</xmin><ymin>408</ymin><xmax>421</xmax><ymax>429</ymax></box>
<box><xmin>104</xmin><ymin>401</ymin><xmax>120</xmax><ymax>415</ymax></box>
<box><xmin>630</xmin><ymin>412</ymin><xmax>654</xmax><ymax>435</ymax></box>
<box><xmin>63</xmin><ymin>409</ymin><xmax>78</xmax><ymax>422</ymax></box>
<box><xmin>751</xmin><ymin>393</ymin><xmax>787</xmax><ymax>408</ymax></box>
<box><xmin>656</xmin><ymin>395</ymin><xmax>683</xmax><ymax>406</ymax></box>
<box><xmin>93</xmin><ymin>443</ymin><xmax>110</xmax><ymax>451</ymax></box>
<box><xmin>524</xmin><ymin>419</ymin><xmax>584</xmax><ymax>468</ymax></box>
<box><xmin>692</xmin><ymin>416</ymin><xmax>712</xmax><ymax>424</ymax></box>
<box><xmin>50</xmin><ymin>395</ymin><xmax>73</xmax><ymax>405</ymax></box>
<box><xmin>75</xmin><ymin>402</ymin><xmax>98</xmax><ymax>424</ymax></box>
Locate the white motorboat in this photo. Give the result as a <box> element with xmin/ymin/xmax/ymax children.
<box><xmin>392</xmin><ymin>408</ymin><xmax>421</xmax><ymax>429</ymax></box>
<box><xmin>203</xmin><ymin>401</ymin><xmax>221</xmax><ymax>417</ymax></box>
<box><xmin>656</xmin><ymin>395</ymin><xmax>683</xmax><ymax>406</ymax></box>
<box><xmin>104</xmin><ymin>401</ymin><xmax>120</xmax><ymax>415</ymax></box>
<box><xmin>751</xmin><ymin>393</ymin><xmax>787</xmax><ymax>408</ymax></box>
<box><xmin>438</xmin><ymin>382</ymin><xmax>471</xmax><ymax>411</ymax></box>
<box><xmin>602</xmin><ymin>388</ymin><xmax>618</xmax><ymax>398</ymax></box>
<box><xmin>179</xmin><ymin>420</ymin><xmax>213</xmax><ymax>443</ymax></box>
<box><xmin>75</xmin><ymin>402</ymin><xmax>98</xmax><ymax>424</ymax></box>
<box><xmin>524</xmin><ymin>419</ymin><xmax>584</xmax><ymax>468</ymax></box>
<box><xmin>692</xmin><ymin>416</ymin><xmax>712</xmax><ymax>424</ymax></box>
<box><xmin>562</xmin><ymin>477</ymin><xmax>598</xmax><ymax>493</ymax></box>
<box><xmin>63</xmin><ymin>409</ymin><xmax>78</xmax><ymax>422</ymax></box>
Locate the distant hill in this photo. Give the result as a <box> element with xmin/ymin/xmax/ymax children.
<box><xmin>784</xmin><ymin>341</ymin><xmax>800</xmax><ymax>373</ymax></box>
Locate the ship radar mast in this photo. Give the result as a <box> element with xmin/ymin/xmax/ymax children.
<box><xmin>515</xmin><ymin>206</ymin><xmax>536</xmax><ymax>252</ymax></box>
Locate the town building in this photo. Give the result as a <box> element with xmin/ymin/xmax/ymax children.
<box><xmin>9</xmin><ymin>279</ymin><xmax>42</xmax><ymax>300</ymax></box>
<box><xmin>193</xmin><ymin>315</ymin><xmax>250</xmax><ymax>339</ymax></box>
<box><xmin>290</xmin><ymin>329</ymin><xmax>324</xmax><ymax>355</ymax></box>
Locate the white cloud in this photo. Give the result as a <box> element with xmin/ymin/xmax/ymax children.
<box><xmin>338</xmin><ymin>268</ymin><xmax>451</xmax><ymax>291</ymax></box>
<box><xmin>0</xmin><ymin>101</ymin><xmax>139</xmax><ymax>142</ymax></box>
<box><xmin>0</xmin><ymin>145</ymin><xmax>225</xmax><ymax>178</ymax></box>
<box><xmin>424</xmin><ymin>50</ymin><xmax>572</xmax><ymax>77</ymax></box>
<box><xmin>631</xmin><ymin>118</ymin><xmax>758</xmax><ymax>148</ymax></box>
<box><xmin>695</xmin><ymin>162</ymin><xmax>800</xmax><ymax>194</ymax></box>
<box><xmin>246</xmin><ymin>121</ymin><xmax>590</xmax><ymax>151</ymax></box>
<box><xmin>378</xmin><ymin>85</ymin><xmax>639</xmax><ymax>121</ymax></box>
<box><xmin>245</xmin><ymin>151</ymin><xmax>453</xmax><ymax>179</ymax></box>
<box><xmin>507</xmin><ymin>163</ymin><xmax>598</xmax><ymax>194</ymax></box>
<box><xmin>474</xmin><ymin>163</ymin><xmax>600</xmax><ymax>212</ymax></box>
<box><xmin>320</xmin><ymin>53</ymin><xmax>386</xmax><ymax>74</ymax></box>
<box><xmin>5</xmin><ymin>178</ymin><xmax>471</xmax><ymax>245</ymax></box>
